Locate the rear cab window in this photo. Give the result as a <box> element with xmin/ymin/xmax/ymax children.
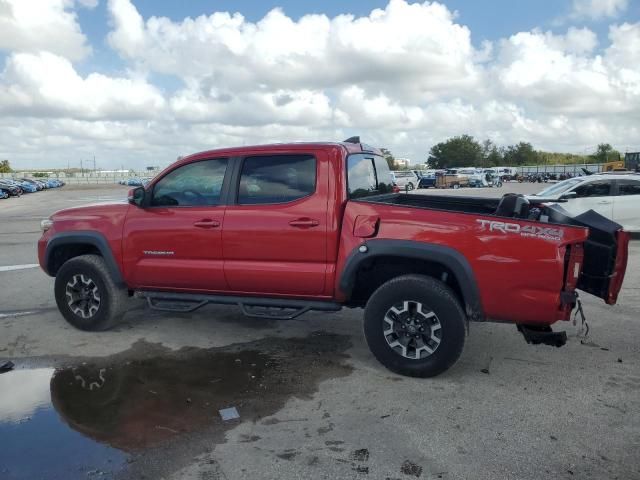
<box><xmin>238</xmin><ymin>154</ymin><xmax>316</xmax><ymax>205</ymax></box>
<box><xmin>347</xmin><ymin>154</ymin><xmax>394</xmax><ymax>199</ymax></box>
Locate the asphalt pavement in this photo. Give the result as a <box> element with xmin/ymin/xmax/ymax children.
<box><xmin>0</xmin><ymin>183</ymin><xmax>638</xmax><ymax>480</ymax></box>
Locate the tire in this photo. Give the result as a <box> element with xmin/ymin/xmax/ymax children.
<box><xmin>406</xmin><ymin>183</ymin><xmax>414</xmax><ymax>191</ymax></box>
<box><xmin>54</xmin><ymin>254</ymin><xmax>128</xmax><ymax>331</ymax></box>
<box><xmin>453</xmin><ymin>183</ymin><xmax>460</xmax><ymax>189</ymax></box>
<box><xmin>496</xmin><ymin>181</ymin><xmax>503</xmax><ymax>188</ymax></box>
<box><xmin>363</xmin><ymin>275</ymin><xmax>466</xmax><ymax>378</ymax></box>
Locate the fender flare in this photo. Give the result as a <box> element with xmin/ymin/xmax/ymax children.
<box><xmin>339</xmin><ymin>239</ymin><xmax>484</xmax><ymax>320</ymax></box>
<box><xmin>44</xmin><ymin>231</ymin><xmax>125</xmax><ymax>287</ymax></box>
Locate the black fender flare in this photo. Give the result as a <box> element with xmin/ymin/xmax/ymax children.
<box><xmin>339</xmin><ymin>239</ymin><xmax>484</xmax><ymax>320</ymax></box>
<box><xmin>44</xmin><ymin>231</ymin><xmax>125</xmax><ymax>287</ymax></box>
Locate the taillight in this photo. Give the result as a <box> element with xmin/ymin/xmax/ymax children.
<box><xmin>392</xmin><ymin>183</ymin><xmax>400</xmax><ymax>193</ymax></box>
<box><xmin>564</xmin><ymin>243</ymin><xmax>584</xmax><ymax>291</ymax></box>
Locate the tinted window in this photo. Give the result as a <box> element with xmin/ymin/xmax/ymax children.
<box><xmin>572</xmin><ymin>180</ymin><xmax>612</xmax><ymax>198</ymax></box>
<box><xmin>618</xmin><ymin>180</ymin><xmax>640</xmax><ymax>196</ymax></box>
<box><xmin>238</xmin><ymin>155</ymin><xmax>316</xmax><ymax>205</ymax></box>
<box><xmin>151</xmin><ymin>159</ymin><xmax>227</xmax><ymax>207</ymax></box>
<box><xmin>347</xmin><ymin>154</ymin><xmax>393</xmax><ymax>199</ymax></box>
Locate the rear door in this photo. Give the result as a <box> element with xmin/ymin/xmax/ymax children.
<box><xmin>613</xmin><ymin>179</ymin><xmax>640</xmax><ymax>231</ymax></box>
<box><xmin>222</xmin><ymin>152</ymin><xmax>329</xmax><ymax>296</ymax></box>
<box><xmin>562</xmin><ymin>179</ymin><xmax>614</xmax><ymax>219</ymax></box>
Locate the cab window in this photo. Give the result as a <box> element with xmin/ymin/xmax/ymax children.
<box><xmin>572</xmin><ymin>180</ymin><xmax>612</xmax><ymax>198</ymax></box>
<box><xmin>151</xmin><ymin>159</ymin><xmax>228</xmax><ymax>207</ymax></box>
<box><xmin>237</xmin><ymin>155</ymin><xmax>316</xmax><ymax>205</ymax></box>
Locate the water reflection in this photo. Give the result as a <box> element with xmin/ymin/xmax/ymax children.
<box><xmin>0</xmin><ymin>368</ymin><xmax>53</xmax><ymax>423</ymax></box>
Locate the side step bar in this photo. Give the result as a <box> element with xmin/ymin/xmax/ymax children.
<box><xmin>136</xmin><ymin>291</ymin><xmax>342</xmax><ymax>320</ymax></box>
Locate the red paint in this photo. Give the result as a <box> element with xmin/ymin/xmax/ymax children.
<box><xmin>38</xmin><ymin>141</ymin><xmax>629</xmax><ymax>328</ymax></box>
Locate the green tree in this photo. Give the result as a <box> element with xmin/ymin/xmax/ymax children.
<box><xmin>380</xmin><ymin>148</ymin><xmax>396</xmax><ymax>170</ymax></box>
<box><xmin>503</xmin><ymin>142</ymin><xmax>538</xmax><ymax>166</ymax></box>
<box><xmin>593</xmin><ymin>143</ymin><xmax>620</xmax><ymax>163</ymax></box>
<box><xmin>0</xmin><ymin>160</ymin><xmax>11</xmax><ymax>173</ymax></box>
<box><xmin>428</xmin><ymin>135</ymin><xmax>483</xmax><ymax>169</ymax></box>
<box><xmin>482</xmin><ymin>139</ymin><xmax>503</xmax><ymax>166</ymax></box>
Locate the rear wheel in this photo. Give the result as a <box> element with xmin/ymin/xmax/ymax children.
<box><xmin>406</xmin><ymin>182</ymin><xmax>414</xmax><ymax>191</ymax></box>
<box><xmin>363</xmin><ymin>275</ymin><xmax>466</xmax><ymax>377</ymax></box>
<box><xmin>54</xmin><ymin>254</ymin><xmax>128</xmax><ymax>331</ymax></box>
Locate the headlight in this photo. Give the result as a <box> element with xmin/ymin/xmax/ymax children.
<box><xmin>40</xmin><ymin>219</ymin><xmax>53</xmax><ymax>232</ymax></box>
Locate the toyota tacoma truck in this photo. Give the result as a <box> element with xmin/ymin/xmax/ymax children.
<box><xmin>38</xmin><ymin>139</ymin><xmax>630</xmax><ymax>377</ymax></box>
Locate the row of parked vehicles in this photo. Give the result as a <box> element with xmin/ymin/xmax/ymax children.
<box><xmin>118</xmin><ymin>177</ymin><xmax>152</xmax><ymax>187</ymax></box>
<box><xmin>391</xmin><ymin>167</ymin><xmax>513</xmax><ymax>191</ymax></box>
<box><xmin>0</xmin><ymin>177</ymin><xmax>65</xmax><ymax>199</ymax></box>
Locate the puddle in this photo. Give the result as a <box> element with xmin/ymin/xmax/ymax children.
<box><xmin>0</xmin><ymin>332</ymin><xmax>352</xmax><ymax>479</ymax></box>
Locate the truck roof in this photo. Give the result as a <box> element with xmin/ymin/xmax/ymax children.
<box><xmin>180</xmin><ymin>141</ymin><xmax>382</xmax><ymax>164</ymax></box>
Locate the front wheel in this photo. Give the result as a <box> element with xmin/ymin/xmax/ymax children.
<box><xmin>54</xmin><ymin>254</ymin><xmax>129</xmax><ymax>331</ymax></box>
<box><xmin>363</xmin><ymin>275</ymin><xmax>466</xmax><ymax>377</ymax></box>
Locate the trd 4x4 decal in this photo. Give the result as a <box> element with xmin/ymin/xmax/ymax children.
<box><xmin>476</xmin><ymin>219</ymin><xmax>563</xmax><ymax>240</ymax></box>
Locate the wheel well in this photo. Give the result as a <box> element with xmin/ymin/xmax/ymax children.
<box><xmin>347</xmin><ymin>256</ymin><xmax>465</xmax><ymax>309</ymax></box>
<box><xmin>48</xmin><ymin>244</ymin><xmax>101</xmax><ymax>276</ymax></box>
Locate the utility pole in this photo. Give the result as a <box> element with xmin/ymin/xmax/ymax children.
<box><xmin>93</xmin><ymin>155</ymin><xmax>96</xmax><ymax>172</ymax></box>
<box><xmin>80</xmin><ymin>159</ymin><xmax>83</xmax><ymax>176</ymax></box>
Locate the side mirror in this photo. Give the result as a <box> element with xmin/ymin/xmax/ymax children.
<box><xmin>128</xmin><ymin>187</ymin><xmax>146</xmax><ymax>207</ymax></box>
<box><xmin>560</xmin><ymin>191</ymin><xmax>577</xmax><ymax>200</ymax></box>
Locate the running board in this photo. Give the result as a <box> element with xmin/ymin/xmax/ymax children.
<box><xmin>136</xmin><ymin>291</ymin><xmax>342</xmax><ymax>320</ymax></box>
<box><xmin>517</xmin><ymin>324</ymin><xmax>567</xmax><ymax>348</ymax></box>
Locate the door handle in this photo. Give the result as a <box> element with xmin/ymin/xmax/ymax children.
<box><xmin>289</xmin><ymin>218</ymin><xmax>319</xmax><ymax>228</ymax></box>
<box><xmin>193</xmin><ymin>219</ymin><xmax>220</xmax><ymax>228</ymax></box>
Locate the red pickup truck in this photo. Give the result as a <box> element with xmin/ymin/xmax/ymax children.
<box><xmin>38</xmin><ymin>139</ymin><xmax>630</xmax><ymax>377</ymax></box>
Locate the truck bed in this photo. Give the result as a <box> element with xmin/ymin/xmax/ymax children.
<box><xmin>357</xmin><ymin>193</ymin><xmax>501</xmax><ymax>216</ymax></box>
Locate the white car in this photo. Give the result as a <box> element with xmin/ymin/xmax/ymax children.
<box><xmin>531</xmin><ymin>174</ymin><xmax>640</xmax><ymax>231</ymax></box>
<box><xmin>391</xmin><ymin>171</ymin><xmax>420</xmax><ymax>191</ymax></box>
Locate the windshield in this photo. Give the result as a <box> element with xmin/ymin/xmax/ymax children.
<box><xmin>535</xmin><ymin>177</ymin><xmax>583</xmax><ymax>196</ymax></box>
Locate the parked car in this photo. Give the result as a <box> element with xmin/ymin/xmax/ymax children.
<box><xmin>14</xmin><ymin>179</ymin><xmax>38</xmax><ymax>193</ymax></box>
<box><xmin>418</xmin><ymin>173</ymin><xmax>436</xmax><ymax>188</ymax></box>
<box><xmin>531</xmin><ymin>173</ymin><xmax>640</xmax><ymax>232</ymax></box>
<box><xmin>0</xmin><ymin>180</ymin><xmax>22</xmax><ymax>196</ymax></box>
<box><xmin>0</xmin><ymin>188</ymin><xmax>9</xmax><ymax>199</ymax></box>
<box><xmin>38</xmin><ymin>139</ymin><xmax>629</xmax><ymax>378</ymax></box>
<box><xmin>390</xmin><ymin>171</ymin><xmax>420</xmax><ymax>191</ymax></box>
<box><xmin>435</xmin><ymin>169</ymin><xmax>470</xmax><ymax>189</ymax></box>
<box><xmin>19</xmin><ymin>178</ymin><xmax>44</xmax><ymax>191</ymax></box>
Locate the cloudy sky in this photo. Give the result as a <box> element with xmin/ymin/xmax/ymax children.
<box><xmin>0</xmin><ymin>0</ymin><xmax>639</xmax><ymax>170</ymax></box>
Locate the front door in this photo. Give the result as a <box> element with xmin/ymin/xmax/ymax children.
<box><xmin>123</xmin><ymin>158</ymin><xmax>229</xmax><ymax>292</ymax></box>
<box><xmin>222</xmin><ymin>153</ymin><xmax>328</xmax><ymax>296</ymax></box>
<box><xmin>562</xmin><ymin>179</ymin><xmax>614</xmax><ymax>219</ymax></box>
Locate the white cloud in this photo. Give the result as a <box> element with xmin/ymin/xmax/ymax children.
<box><xmin>0</xmin><ymin>0</ymin><xmax>91</xmax><ymax>61</ymax></box>
<box><xmin>570</xmin><ymin>0</ymin><xmax>629</xmax><ymax>20</ymax></box>
<box><xmin>493</xmin><ymin>26</ymin><xmax>640</xmax><ymax>115</ymax></box>
<box><xmin>0</xmin><ymin>52</ymin><xmax>166</xmax><ymax>120</ymax></box>
<box><xmin>107</xmin><ymin>0</ymin><xmax>482</xmax><ymax>100</ymax></box>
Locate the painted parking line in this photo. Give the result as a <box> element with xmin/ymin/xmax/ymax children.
<box><xmin>0</xmin><ymin>311</ymin><xmax>36</xmax><ymax>319</ymax></box>
<box><xmin>0</xmin><ymin>264</ymin><xmax>40</xmax><ymax>272</ymax></box>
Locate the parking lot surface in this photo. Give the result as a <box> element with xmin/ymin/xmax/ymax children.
<box><xmin>1</xmin><ymin>184</ymin><xmax>639</xmax><ymax>480</ymax></box>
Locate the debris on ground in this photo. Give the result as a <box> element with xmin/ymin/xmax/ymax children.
<box><xmin>219</xmin><ymin>407</ymin><xmax>240</xmax><ymax>421</ymax></box>
<box><xmin>0</xmin><ymin>360</ymin><xmax>14</xmax><ymax>373</ymax></box>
